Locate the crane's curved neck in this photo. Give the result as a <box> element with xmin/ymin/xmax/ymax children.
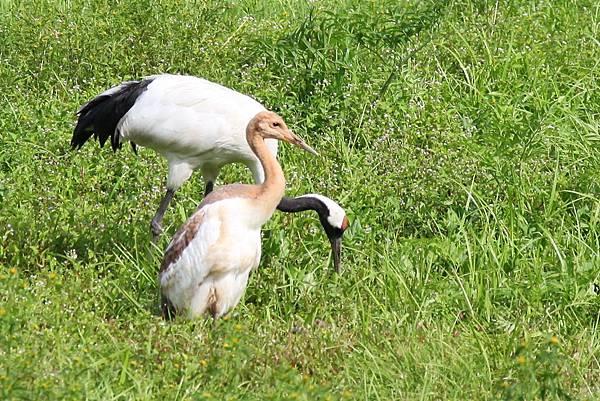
<box><xmin>247</xmin><ymin>129</ymin><xmax>285</xmax><ymax>211</ymax></box>
<box><xmin>277</xmin><ymin>196</ymin><xmax>333</xmax><ymax>235</ymax></box>
<box><xmin>277</xmin><ymin>196</ymin><xmax>327</xmax><ymax>215</ymax></box>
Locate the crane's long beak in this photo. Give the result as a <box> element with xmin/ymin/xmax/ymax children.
<box><xmin>331</xmin><ymin>235</ymin><xmax>342</xmax><ymax>273</ymax></box>
<box><xmin>330</xmin><ymin>216</ymin><xmax>349</xmax><ymax>272</ymax></box>
<box><xmin>286</xmin><ymin>131</ymin><xmax>319</xmax><ymax>156</ymax></box>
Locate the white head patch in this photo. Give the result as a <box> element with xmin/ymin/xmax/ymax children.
<box><xmin>298</xmin><ymin>194</ymin><xmax>346</xmax><ymax>229</ymax></box>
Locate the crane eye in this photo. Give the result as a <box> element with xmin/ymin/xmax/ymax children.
<box><xmin>272</xmin><ymin>122</ymin><xmax>280</xmax><ymax>127</ymax></box>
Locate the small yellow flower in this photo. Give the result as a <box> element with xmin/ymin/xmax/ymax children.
<box><xmin>223</xmin><ymin>342</ymin><xmax>230</xmax><ymax>348</ymax></box>
<box><xmin>501</xmin><ymin>381</ymin><xmax>510</xmax><ymax>388</ymax></box>
<box><xmin>516</xmin><ymin>355</ymin><xmax>526</xmax><ymax>365</ymax></box>
<box><xmin>0</xmin><ymin>307</ymin><xmax>6</xmax><ymax>317</ymax></box>
<box><xmin>550</xmin><ymin>335</ymin><xmax>559</xmax><ymax>345</ymax></box>
<box><xmin>48</xmin><ymin>272</ymin><xmax>57</xmax><ymax>280</ymax></box>
<box><xmin>200</xmin><ymin>359</ymin><xmax>208</xmax><ymax>367</ymax></box>
<box><xmin>232</xmin><ymin>337</ymin><xmax>239</xmax><ymax>344</ymax></box>
<box><xmin>9</xmin><ymin>267</ymin><xmax>17</xmax><ymax>275</ymax></box>
<box><xmin>234</xmin><ymin>324</ymin><xmax>243</xmax><ymax>331</ymax></box>
<box><xmin>201</xmin><ymin>391</ymin><xmax>212</xmax><ymax>399</ymax></box>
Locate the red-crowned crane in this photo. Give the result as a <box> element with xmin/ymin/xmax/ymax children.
<box><xmin>72</xmin><ymin>74</ymin><xmax>349</xmax><ymax>271</ymax></box>
<box><xmin>160</xmin><ymin>111</ymin><xmax>316</xmax><ymax>319</ymax></box>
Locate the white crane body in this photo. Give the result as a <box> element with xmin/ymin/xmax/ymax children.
<box><xmin>114</xmin><ymin>75</ymin><xmax>276</xmax><ymax>188</ymax></box>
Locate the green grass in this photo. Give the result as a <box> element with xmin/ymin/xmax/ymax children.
<box><xmin>1</xmin><ymin>0</ymin><xmax>599</xmax><ymax>399</ymax></box>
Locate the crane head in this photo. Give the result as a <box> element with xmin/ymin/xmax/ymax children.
<box><xmin>290</xmin><ymin>194</ymin><xmax>350</xmax><ymax>273</ymax></box>
<box><xmin>322</xmin><ymin>208</ymin><xmax>349</xmax><ymax>273</ymax></box>
<box><xmin>249</xmin><ymin>111</ymin><xmax>318</xmax><ymax>155</ymax></box>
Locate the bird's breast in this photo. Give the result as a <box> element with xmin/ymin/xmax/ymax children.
<box><xmin>206</xmin><ymin>206</ymin><xmax>263</xmax><ymax>272</ymax></box>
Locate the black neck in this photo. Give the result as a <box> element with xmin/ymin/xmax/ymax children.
<box><xmin>277</xmin><ymin>196</ymin><xmax>341</xmax><ymax>239</ymax></box>
<box><xmin>277</xmin><ymin>196</ymin><xmax>327</xmax><ymax>214</ymax></box>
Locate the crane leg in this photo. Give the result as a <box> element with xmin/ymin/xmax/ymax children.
<box><xmin>161</xmin><ymin>295</ymin><xmax>176</xmax><ymax>320</ymax></box>
<box><xmin>204</xmin><ymin>181</ymin><xmax>214</xmax><ymax>196</ymax></box>
<box><xmin>151</xmin><ymin>188</ymin><xmax>175</xmax><ymax>243</ymax></box>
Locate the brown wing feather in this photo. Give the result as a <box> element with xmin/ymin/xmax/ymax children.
<box><xmin>159</xmin><ymin>210</ymin><xmax>206</xmax><ymax>274</ymax></box>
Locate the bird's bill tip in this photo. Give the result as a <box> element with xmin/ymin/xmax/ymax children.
<box><xmin>285</xmin><ymin>132</ymin><xmax>319</xmax><ymax>156</ymax></box>
<box><xmin>331</xmin><ymin>236</ymin><xmax>342</xmax><ymax>273</ymax></box>
<box><xmin>297</xmin><ymin>141</ymin><xmax>319</xmax><ymax>156</ymax></box>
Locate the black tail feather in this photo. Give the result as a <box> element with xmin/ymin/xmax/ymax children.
<box><xmin>71</xmin><ymin>78</ymin><xmax>154</xmax><ymax>152</ymax></box>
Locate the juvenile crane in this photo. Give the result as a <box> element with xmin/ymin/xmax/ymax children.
<box><xmin>160</xmin><ymin>111</ymin><xmax>315</xmax><ymax>319</ymax></box>
<box><xmin>72</xmin><ymin>74</ymin><xmax>348</xmax><ymax>270</ymax></box>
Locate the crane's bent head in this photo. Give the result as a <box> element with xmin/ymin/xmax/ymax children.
<box><xmin>280</xmin><ymin>194</ymin><xmax>350</xmax><ymax>273</ymax></box>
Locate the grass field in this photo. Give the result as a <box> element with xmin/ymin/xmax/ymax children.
<box><xmin>1</xmin><ymin>0</ymin><xmax>600</xmax><ymax>399</ymax></box>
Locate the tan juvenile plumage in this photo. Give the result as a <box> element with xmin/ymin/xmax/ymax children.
<box><xmin>159</xmin><ymin>111</ymin><xmax>317</xmax><ymax>320</ymax></box>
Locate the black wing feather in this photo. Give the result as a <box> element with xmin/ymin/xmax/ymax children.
<box><xmin>71</xmin><ymin>78</ymin><xmax>154</xmax><ymax>152</ymax></box>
